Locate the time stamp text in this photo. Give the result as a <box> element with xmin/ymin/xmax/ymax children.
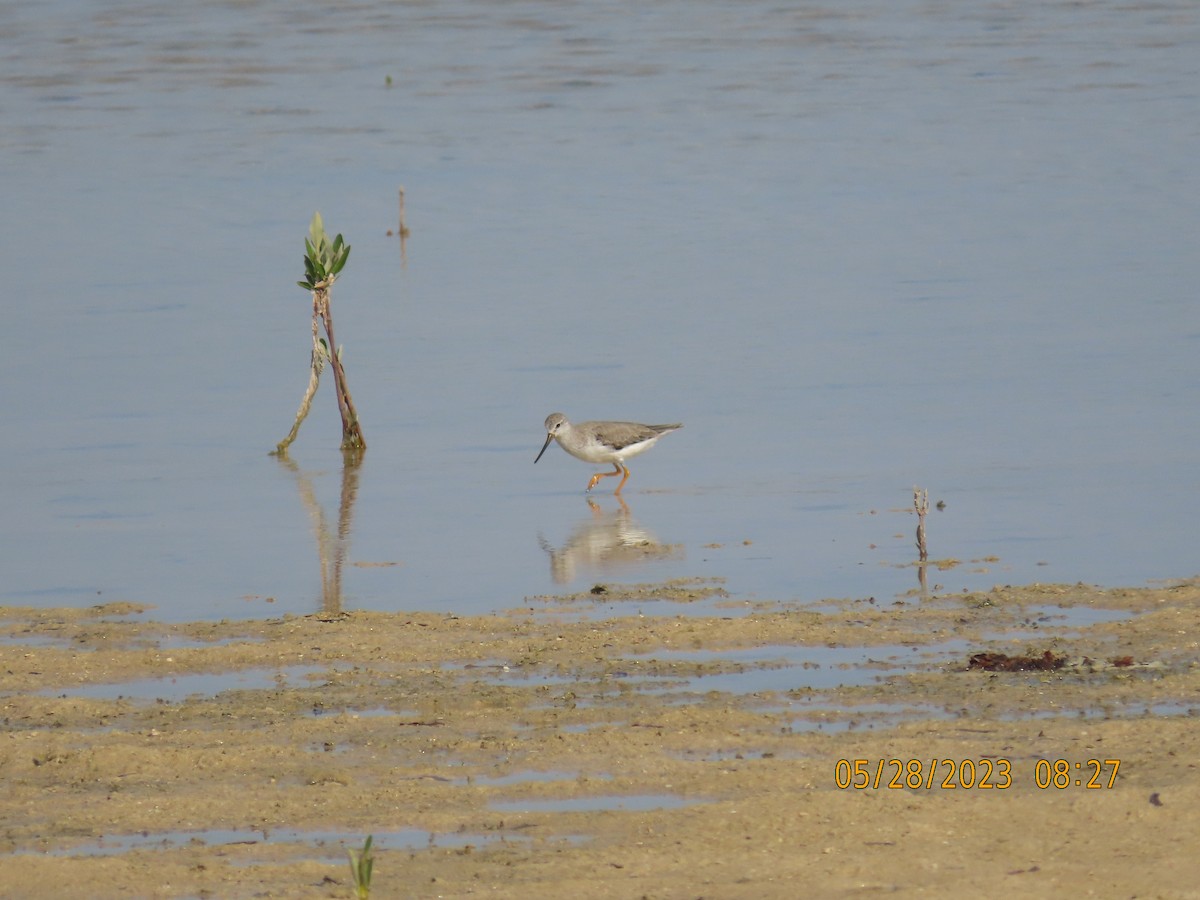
<box><xmin>834</xmin><ymin>758</ymin><xmax>1121</xmax><ymax>791</ymax></box>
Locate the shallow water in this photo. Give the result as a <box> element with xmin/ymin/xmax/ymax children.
<box><xmin>35</xmin><ymin>664</ymin><xmax>327</xmax><ymax>703</ymax></box>
<box><xmin>2</xmin><ymin>1</ymin><xmax>1197</xmax><ymax>622</ymax></box>
<box><xmin>490</xmin><ymin>794</ymin><xmax>696</xmax><ymax>814</ymax></box>
<box><xmin>34</xmin><ymin>826</ymin><xmax>523</xmax><ymax>858</ymax></box>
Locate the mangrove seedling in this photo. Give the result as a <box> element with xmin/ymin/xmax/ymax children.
<box><xmin>274</xmin><ymin>212</ymin><xmax>366</xmax><ymax>454</ymax></box>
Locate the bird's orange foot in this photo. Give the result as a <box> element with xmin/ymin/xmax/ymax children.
<box><xmin>587</xmin><ymin>465</ymin><xmax>624</xmax><ymax>493</ymax></box>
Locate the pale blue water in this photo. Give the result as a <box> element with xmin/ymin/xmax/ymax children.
<box><xmin>2</xmin><ymin>1</ymin><xmax>1197</xmax><ymax>621</ymax></box>
<box><xmin>34</xmin><ymin>826</ymin><xmax>520</xmax><ymax>858</ymax></box>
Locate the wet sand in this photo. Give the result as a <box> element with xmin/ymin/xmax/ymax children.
<box><xmin>2</xmin><ymin>578</ymin><xmax>1198</xmax><ymax>898</ymax></box>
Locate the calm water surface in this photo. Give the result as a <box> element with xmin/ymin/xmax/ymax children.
<box><xmin>2</xmin><ymin>1</ymin><xmax>1197</xmax><ymax>622</ymax></box>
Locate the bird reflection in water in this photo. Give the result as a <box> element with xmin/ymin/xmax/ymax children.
<box><xmin>538</xmin><ymin>495</ymin><xmax>683</xmax><ymax>584</ymax></box>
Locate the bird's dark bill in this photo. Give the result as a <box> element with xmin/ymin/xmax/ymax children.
<box><xmin>534</xmin><ymin>432</ymin><xmax>555</xmax><ymax>463</ymax></box>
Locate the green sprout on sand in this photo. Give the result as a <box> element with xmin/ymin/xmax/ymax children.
<box><xmin>348</xmin><ymin>834</ymin><xmax>374</xmax><ymax>899</ymax></box>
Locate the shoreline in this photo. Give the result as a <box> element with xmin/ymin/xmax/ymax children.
<box><xmin>2</xmin><ymin>578</ymin><xmax>1197</xmax><ymax>898</ymax></box>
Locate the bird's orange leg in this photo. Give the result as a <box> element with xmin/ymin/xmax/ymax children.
<box><xmin>614</xmin><ymin>465</ymin><xmax>631</xmax><ymax>495</ymax></box>
<box><xmin>587</xmin><ymin>464</ymin><xmax>624</xmax><ymax>492</ymax></box>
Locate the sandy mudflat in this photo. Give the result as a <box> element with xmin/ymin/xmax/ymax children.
<box><xmin>1</xmin><ymin>577</ymin><xmax>1198</xmax><ymax>899</ymax></box>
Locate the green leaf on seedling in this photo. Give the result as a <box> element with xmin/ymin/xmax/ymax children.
<box><xmin>299</xmin><ymin>213</ymin><xmax>349</xmax><ymax>287</ymax></box>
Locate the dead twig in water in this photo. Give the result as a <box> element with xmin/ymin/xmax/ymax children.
<box><xmin>914</xmin><ymin>486</ymin><xmax>929</xmax><ymax>562</ymax></box>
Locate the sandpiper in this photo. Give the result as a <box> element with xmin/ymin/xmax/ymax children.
<box><xmin>534</xmin><ymin>412</ymin><xmax>683</xmax><ymax>495</ymax></box>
